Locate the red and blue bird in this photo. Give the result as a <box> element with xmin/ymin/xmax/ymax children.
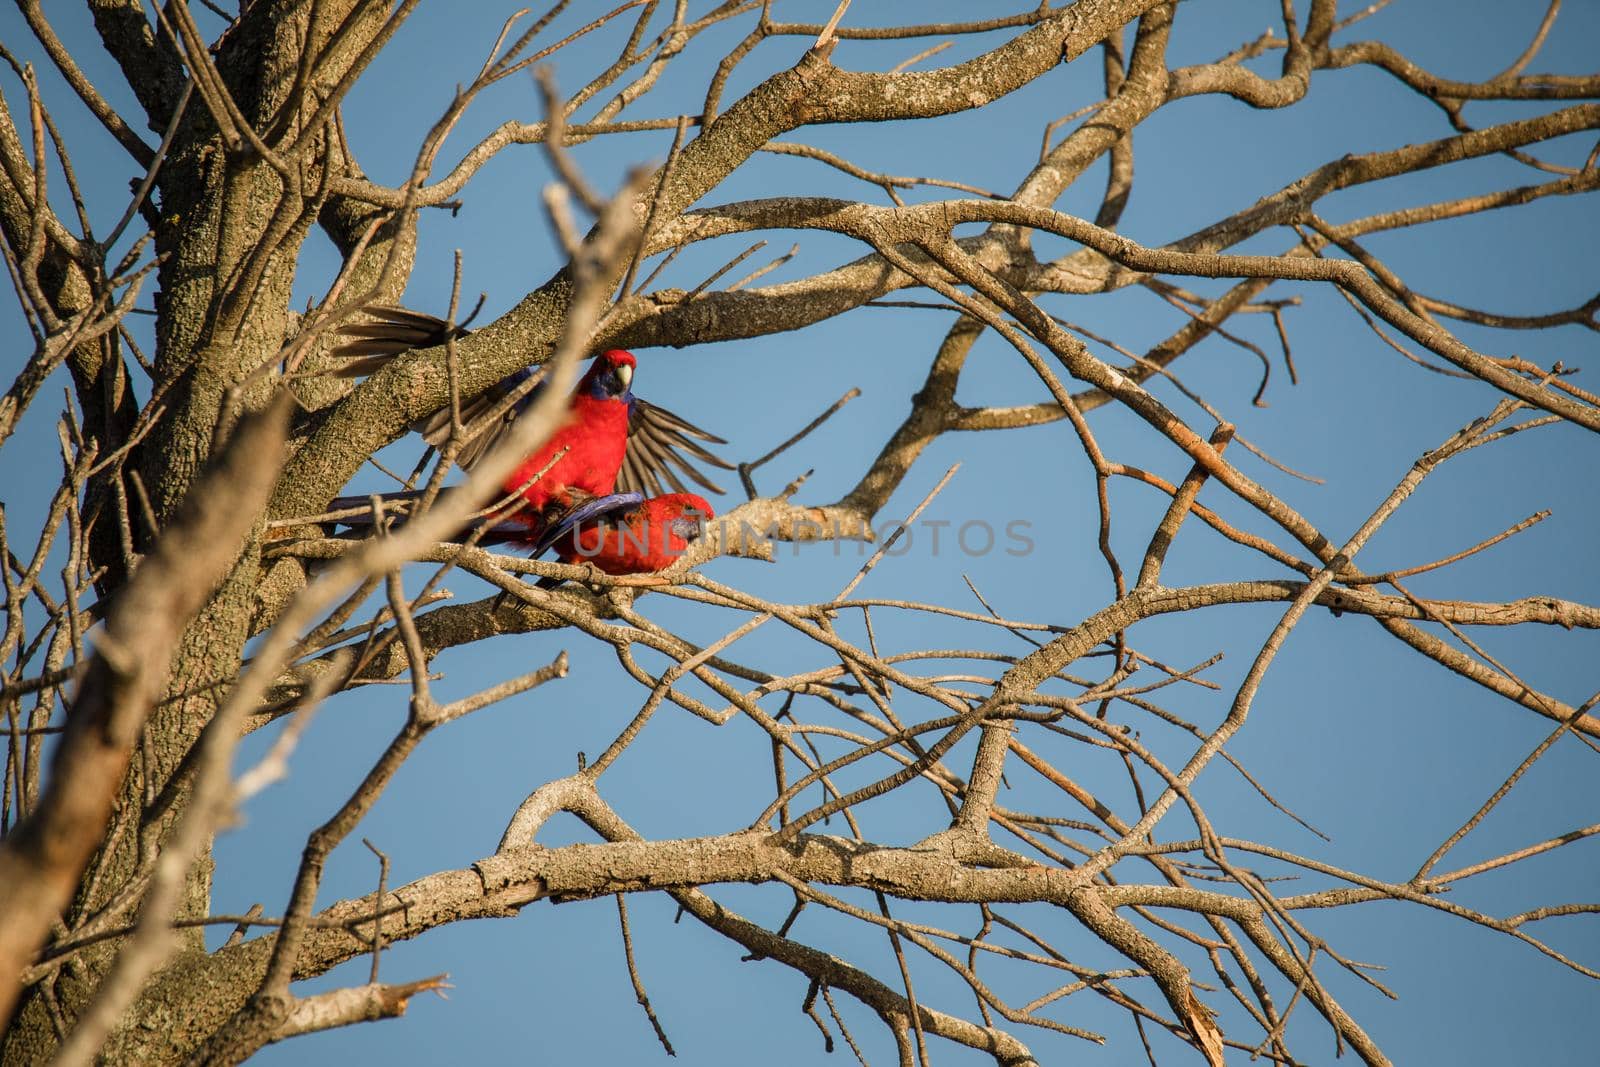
<box><xmin>327</xmin><ymin>306</ymin><xmax>729</xmax><ymax>581</ymax></box>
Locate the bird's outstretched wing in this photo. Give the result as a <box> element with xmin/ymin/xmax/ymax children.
<box><xmin>328</xmin><ymin>304</ymin><xmax>469</xmax><ymax>378</ymax></box>
<box><xmin>332</xmin><ymin>305</ymin><xmax>544</xmax><ymax>467</ymax></box>
<box><xmin>331</xmin><ymin>304</ymin><xmax>732</xmax><ymax>492</ymax></box>
<box><xmin>415</xmin><ymin>366</ymin><xmax>545</xmax><ymax>470</ymax></box>
<box><xmin>618</xmin><ymin>397</ymin><xmax>734</xmax><ymax>497</ymax></box>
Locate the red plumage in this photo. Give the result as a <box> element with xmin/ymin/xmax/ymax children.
<box><xmin>551</xmin><ymin>493</ymin><xmax>711</xmax><ymax>576</ymax></box>
<box><xmin>502</xmin><ymin>350</ymin><xmax>635</xmax><ymax>523</ymax></box>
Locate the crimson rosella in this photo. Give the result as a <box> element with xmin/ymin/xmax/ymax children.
<box><xmin>331</xmin><ymin>305</ymin><xmax>731</xmax><ymax>532</ymax></box>
<box><xmin>534</xmin><ymin>491</ymin><xmax>712</xmax><ymax>587</ymax></box>
<box><xmin>323</xmin><ymin>488</ymin><xmax>713</xmax><ymax>589</ymax></box>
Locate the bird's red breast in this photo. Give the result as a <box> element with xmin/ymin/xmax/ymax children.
<box><xmin>500</xmin><ymin>351</ymin><xmax>636</xmax><ymax>519</ymax></box>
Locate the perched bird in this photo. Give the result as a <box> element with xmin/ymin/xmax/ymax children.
<box><xmin>537</xmin><ymin>491</ymin><xmax>712</xmax><ymax>587</ymax></box>
<box><xmin>330</xmin><ymin>305</ymin><xmax>731</xmax><ymax>530</ymax></box>
<box><xmin>321</xmin><ymin>487</ymin><xmax>713</xmax><ymax>590</ymax></box>
<box><xmin>325</xmin><ymin>306</ymin><xmax>726</xmax><ymax>589</ymax></box>
<box><xmin>320</xmin><ymin>485</ymin><xmax>640</xmax><ymax>548</ymax></box>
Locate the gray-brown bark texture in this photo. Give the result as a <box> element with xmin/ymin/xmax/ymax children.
<box><xmin>1</xmin><ymin>1</ymin><xmax>1597</xmax><ymax>1063</ymax></box>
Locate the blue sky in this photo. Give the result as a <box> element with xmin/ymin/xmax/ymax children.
<box><xmin>1</xmin><ymin>1</ymin><xmax>1597</xmax><ymax>1063</ymax></box>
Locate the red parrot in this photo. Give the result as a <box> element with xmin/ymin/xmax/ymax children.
<box><xmin>541</xmin><ymin>492</ymin><xmax>712</xmax><ymax>586</ymax></box>
<box><xmin>330</xmin><ymin>306</ymin><xmax>730</xmax><ymax>533</ymax></box>
<box><xmin>323</xmin><ymin>488</ymin><xmax>714</xmax><ymax>589</ymax></box>
<box><xmin>499</xmin><ymin>349</ymin><xmax>634</xmax><ymax>514</ymax></box>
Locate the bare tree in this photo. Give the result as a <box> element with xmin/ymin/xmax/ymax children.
<box><xmin>1</xmin><ymin>1</ymin><xmax>1597</xmax><ymax>1063</ymax></box>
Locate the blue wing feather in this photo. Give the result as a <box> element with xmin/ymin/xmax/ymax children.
<box><xmin>529</xmin><ymin>491</ymin><xmax>643</xmax><ymax>557</ymax></box>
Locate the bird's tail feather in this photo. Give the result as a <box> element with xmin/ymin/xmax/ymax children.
<box><xmin>322</xmin><ymin>489</ymin><xmax>530</xmax><ymax>546</ymax></box>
